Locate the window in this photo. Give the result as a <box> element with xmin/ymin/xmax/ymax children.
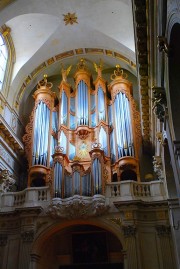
<box><xmin>0</xmin><ymin>33</ymin><xmax>8</xmax><ymax>90</ymax></box>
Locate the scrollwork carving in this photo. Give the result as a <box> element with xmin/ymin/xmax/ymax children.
<box><xmin>22</xmin><ymin>111</ymin><xmax>34</xmax><ymax>164</ymax></box>
<box><xmin>46</xmin><ymin>195</ymin><xmax>109</xmax><ymax>219</ymax></box>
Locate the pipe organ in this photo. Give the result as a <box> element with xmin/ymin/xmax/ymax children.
<box><xmin>23</xmin><ymin>60</ymin><xmax>141</xmax><ymax>198</ymax></box>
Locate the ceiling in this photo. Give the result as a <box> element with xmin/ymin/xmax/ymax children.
<box><xmin>0</xmin><ymin>0</ymin><xmax>136</xmax><ymax>109</ymax></box>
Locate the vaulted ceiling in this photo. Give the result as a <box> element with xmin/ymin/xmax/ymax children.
<box><xmin>0</xmin><ymin>0</ymin><xmax>137</xmax><ymax>105</ymax></box>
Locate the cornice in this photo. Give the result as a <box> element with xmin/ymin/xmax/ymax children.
<box><xmin>114</xmin><ymin>199</ymin><xmax>168</xmax><ymax>210</ymax></box>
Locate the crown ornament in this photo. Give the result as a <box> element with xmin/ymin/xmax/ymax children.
<box><xmin>111</xmin><ymin>65</ymin><xmax>128</xmax><ymax>80</ymax></box>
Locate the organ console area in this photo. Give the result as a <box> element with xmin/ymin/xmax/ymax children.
<box><xmin>23</xmin><ymin>59</ymin><xmax>141</xmax><ymax>198</ymax></box>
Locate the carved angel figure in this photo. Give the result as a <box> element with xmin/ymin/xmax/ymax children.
<box><xmin>61</xmin><ymin>64</ymin><xmax>72</xmax><ymax>82</ymax></box>
<box><xmin>93</xmin><ymin>59</ymin><xmax>103</xmax><ymax>77</ymax></box>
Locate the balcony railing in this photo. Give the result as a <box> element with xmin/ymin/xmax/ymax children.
<box><xmin>105</xmin><ymin>180</ymin><xmax>166</xmax><ymax>205</ymax></box>
<box><xmin>0</xmin><ymin>180</ymin><xmax>166</xmax><ymax>211</ymax></box>
<box><xmin>0</xmin><ymin>186</ymin><xmax>50</xmax><ymax>210</ymax></box>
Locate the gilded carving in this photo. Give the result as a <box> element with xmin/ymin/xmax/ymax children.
<box><xmin>61</xmin><ymin>64</ymin><xmax>72</xmax><ymax>82</ymax></box>
<box><xmin>55</xmin><ymin>50</ymin><xmax>74</xmax><ymax>60</ymax></box>
<box><xmin>108</xmin><ymin>217</ymin><xmax>122</xmax><ymax>227</ymax></box>
<box><xmin>124</xmin><ymin>211</ymin><xmax>133</xmax><ymax>220</ymax></box>
<box><xmin>63</xmin><ymin>12</ymin><xmax>78</xmax><ymax>25</ymax></box>
<box><xmin>22</xmin><ymin>112</ymin><xmax>34</xmax><ymax>164</ymax></box>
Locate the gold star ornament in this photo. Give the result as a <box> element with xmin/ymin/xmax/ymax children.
<box><xmin>63</xmin><ymin>12</ymin><xmax>78</xmax><ymax>25</ymax></box>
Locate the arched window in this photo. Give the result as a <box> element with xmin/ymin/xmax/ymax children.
<box><xmin>0</xmin><ymin>26</ymin><xmax>15</xmax><ymax>96</ymax></box>
<box><xmin>0</xmin><ymin>33</ymin><xmax>8</xmax><ymax>90</ymax></box>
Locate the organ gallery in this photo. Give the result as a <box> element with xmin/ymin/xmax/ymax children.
<box><xmin>23</xmin><ymin>59</ymin><xmax>141</xmax><ymax>198</ymax></box>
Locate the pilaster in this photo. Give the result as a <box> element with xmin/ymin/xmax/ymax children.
<box><xmin>122</xmin><ymin>225</ymin><xmax>138</xmax><ymax>269</ymax></box>
<box><xmin>156</xmin><ymin>225</ymin><xmax>175</xmax><ymax>269</ymax></box>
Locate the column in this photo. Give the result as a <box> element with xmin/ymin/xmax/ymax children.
<box><xmin>156</xmin><ymin>225</ymin><xmax>176</xmax><ymax>269</ymax></box>
<box><xmin>19</xmin><ymin>230</ymin><xmax>34</xmax><ymax>269</ymax></box>
<box><xmin>122</xmin><ymin>225</ymin><xmax>138</xmax><ymax>269</ymax></box>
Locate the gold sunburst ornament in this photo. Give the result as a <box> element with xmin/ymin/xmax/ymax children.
<box><xmin>63</xmin><ymin>12</ymin><xmax>78</xmax><ymax>25</ymax></box>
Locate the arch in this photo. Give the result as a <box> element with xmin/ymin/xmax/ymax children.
<box><xmin>0</xmin><ymin>33</ymin><xmax>8</xmax><ymax>90</ymax></box>
<box><xmin>121</xmin><ymin>169</ymin><xmax>137</xmax><ymax>181</ymax></box>
<box><xmin>31</xmin><ymin>218</ymin><xmax>125</xmax><ymax>258</ymax></box>
<box><xmin>168</xmin><ymin>23</ymin><xmax>180</xmax><ymax>140</ymax></box>
<box><xmin>0</xmin><ymin>25</ymin><xmax>15</xmax><ymax>97</ymax></box>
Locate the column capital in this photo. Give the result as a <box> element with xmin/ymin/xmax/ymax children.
<box><xmin>21</xmin><ymin>230</ymin><xmax>34</xmax><ymax>242</ymax></box>
<box><xmin>156</xmin><ymin>225</ymin><xmax>171</xmax><ymax>236</ymax></box>
<box><xmin>122</xmin><ymin>225</ymin><xmax>136</xmax><ymax>237</ymax></box>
